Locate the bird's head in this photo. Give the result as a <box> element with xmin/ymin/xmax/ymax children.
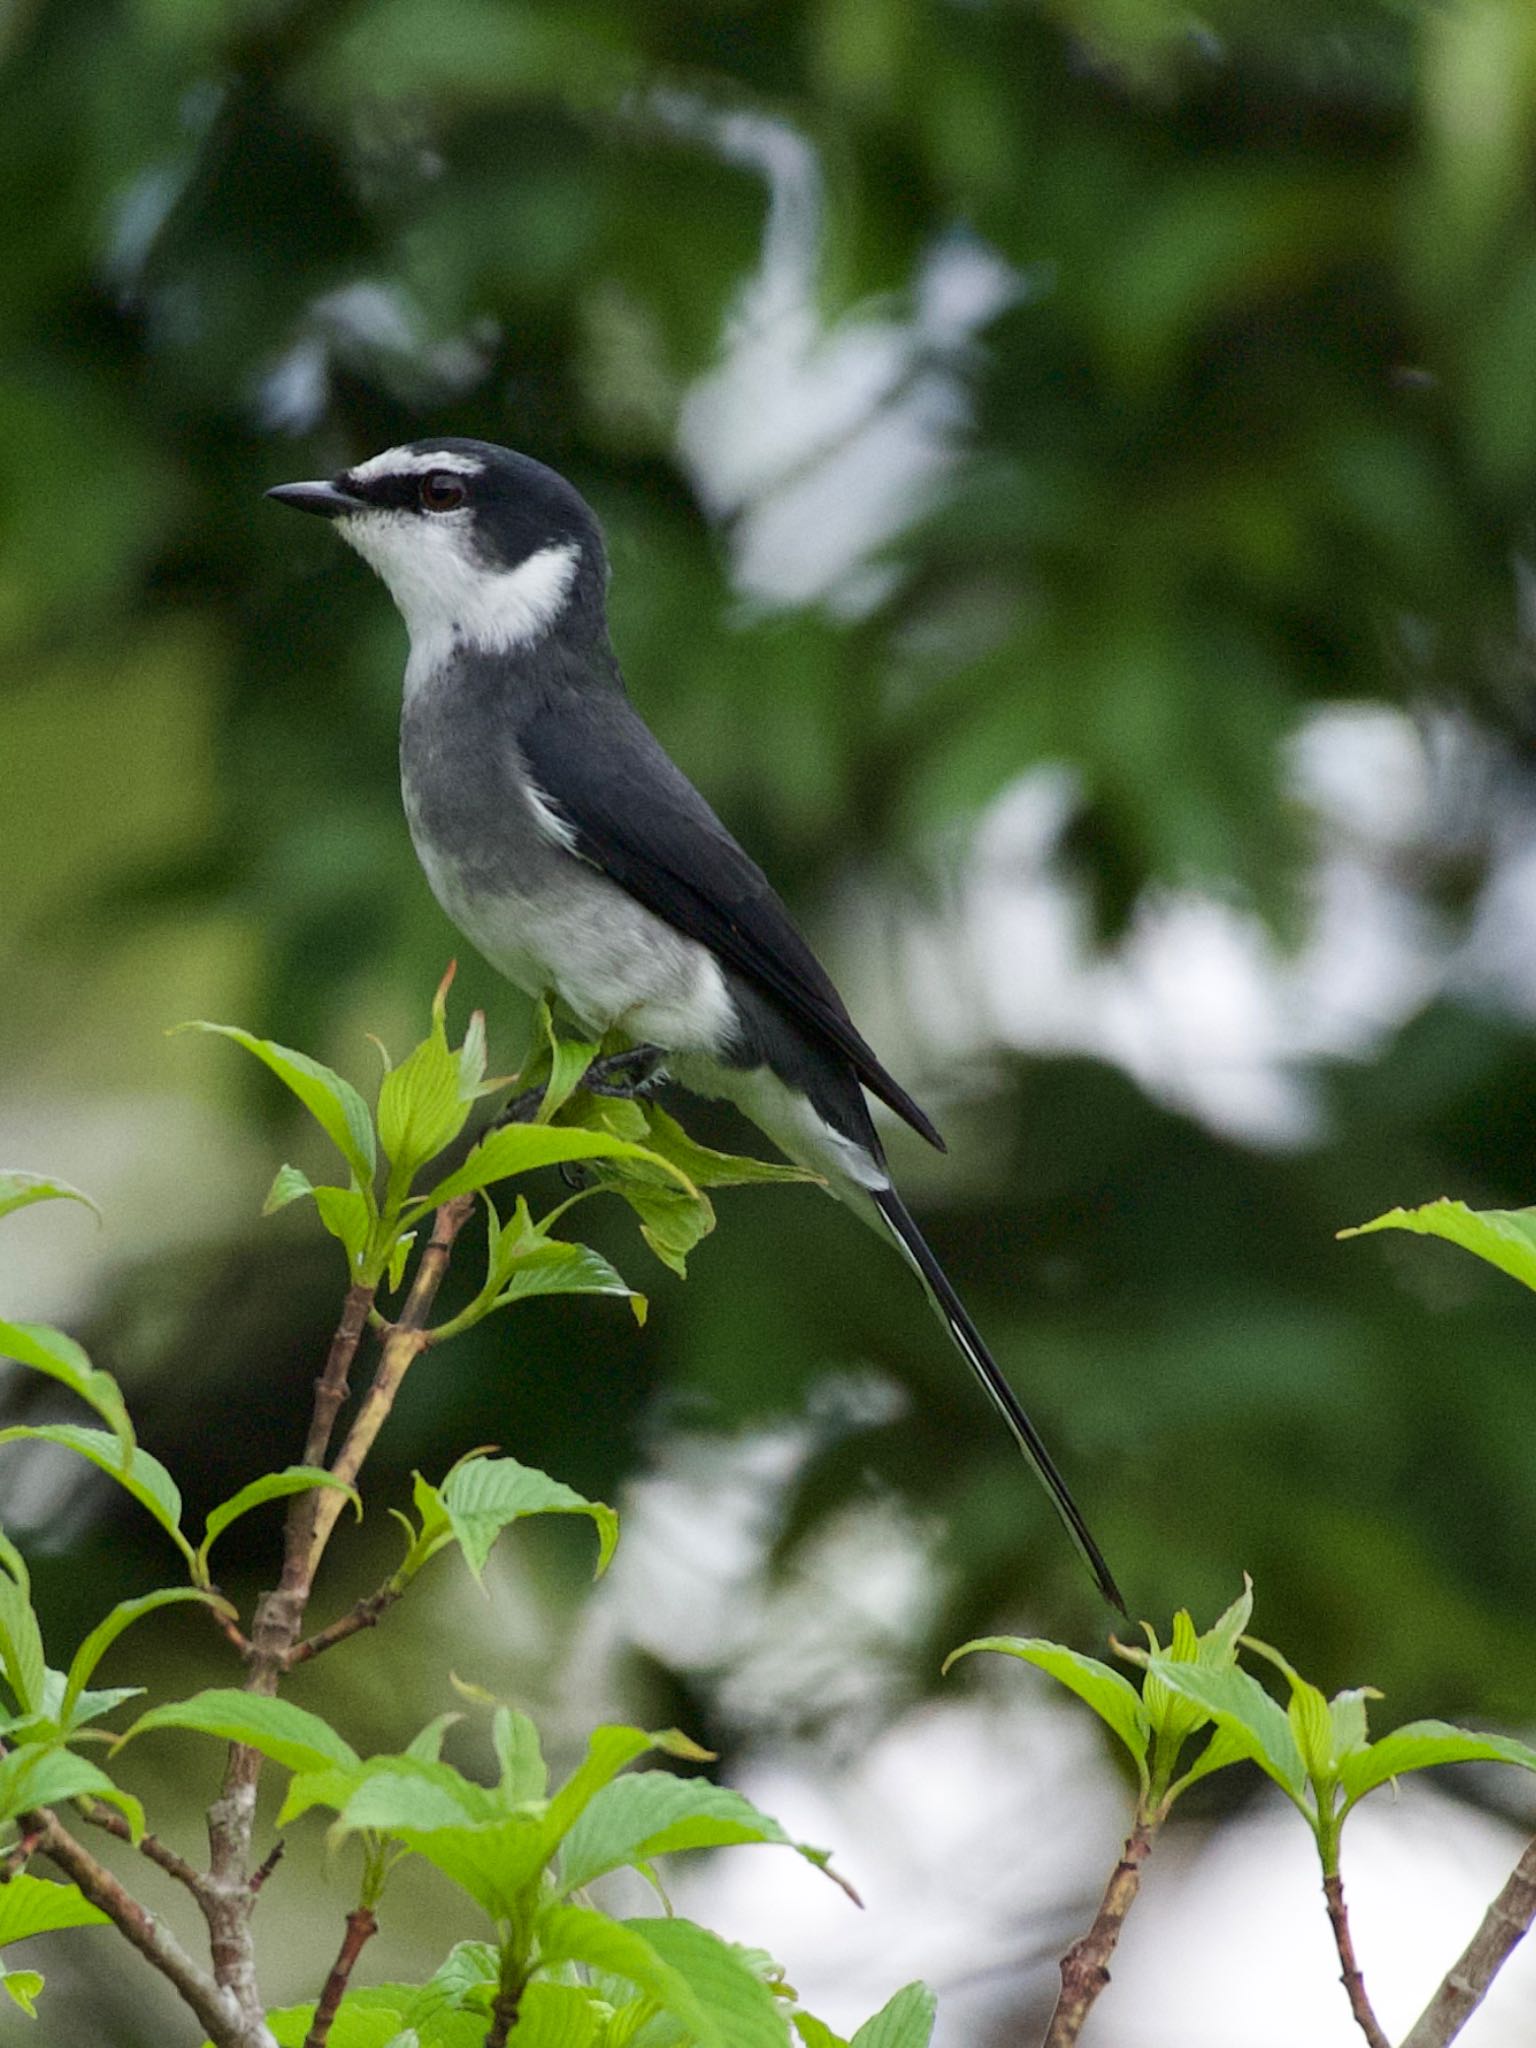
<box><xmin>267</xmin><ymin>438</ymin><xmax>606</xmax><ymax>666</ymax></box>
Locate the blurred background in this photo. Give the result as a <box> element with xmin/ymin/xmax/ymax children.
<box><xmin>7</xmin><ymin>0</ymin><xmax>1536</xmax><ymax>2039</ymax></box>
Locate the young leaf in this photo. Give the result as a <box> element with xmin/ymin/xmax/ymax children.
<box><xmin>636</xmin><ymin>1108</ymin><xmax>817</xmax><ymax>1191</ymax></box>
<box><xmin>0</xmin><ymin>1874</ymin><xmax>108</xmax><ymax>1958</ymax></box>
<box><xmin>412</xmin><ymin>1125</ymin><xmax>694</xmax><ymax>1209</ymax></box>
<box><xmin>1145</xmin><ymin>1658</ymin><xmax>1307</xmax><ymax>1804</ymax></box>
<box><xmin>1339</xmin><ymin>1198</ymin><xmax>1536</xmax><ymax>1295</ymax></box>
<box><xmin>520</xmin><ymin>999</ymin><xmax>600</xmax><ymax>1124</ymax></box>
<box><xmin>176</xmin><ymin>1023</ymin><xmax>377</xmax><ymax>1187</ymax></box>
<box><xmin>0</xmin><ymin>1173</ymin><xmax>100</xmax><ymax>1227</ymax></box>
<box><xmin>439</xmin><ymin>1456</ymin><xmax>618</xmax><ymax>1581</ymax></box>
<box><xmin>494</xmin><ymin>1239</ymin><xmax>646</xmax><ymax>1323</ymax></box>
<box><xmin>796</xmin><ymin>2020</ymin><xmax>847</xmax><ymax>2048</ymax></box>
<box><xmin>313</xmin><ymin>1186</ymin><xmax>375</xmax><ymax>1269</ymax></box>
<box><xmin>263</xmin><ymin>1164</ymin><xmax>316</xmax><ymax>1215</ymax></box>
<box><xmin>405</xmin><ymin>1713</ymin><xmax>466</xmax><ymax>1767</ymax></box>
<box><xmin>197</xmin><ymin>1467</ymin><xmax>361</xmax><ymax>1580</ymax></box>
<box><xmin>595</xmin><ymin>1172</ymin><xmax>714</xmax><ymax>1278</ymax></box>
<box><xmin>558</xmin><ymin>1773</ymin><xmax>842</xmax><ymax>1897</ymax></box>
<box><xmin>378</xmin><ymin>1028</ymin><xmax>472</xmax><ymax>1181</ymax></box>
<box><xmin>394</xmin><ymin>1938</ymin><xmax>500</xmax><ymax>2027</ymax></box>
<box><xmin>261</xmin><ymin>2008</ymin><xmax>404</xmax><ymax>2048</ymax></box>
<box><xmin>0</xmin><ymin>1321</ymin><xmax>134</xmax><ymax>1465</ymax></box>
<box><xmin>492</xmin><ymin>1707</ymin><xmax>546</xmax><ymax>1805</ymax></box>
<box><xmin>533</xmin><ymin>1907</ymin><xmax>719</xmax><ymax>2046</ymax></box>
<box><xmin>1339</xmin><ymin>1720</ymin><xmax>1536</xmax><ymax>1807</ymax></box>
<box><xmin>849</xmin><ymin>1984</ymin><xmax>938</xmax><ymax>2048</ymax></box>
<box><xmin>0</xmin><ymin>1426</ymin><xmax>192</xmax><ymax>1569</ymax></box>
<box><xmin>62</xmin><ymin>1588</ymin><xmax>230</xmax><ymax>1724</ymax></box>
<box><xmin>625</xmin><ymin>1918</ymin><xmax>789</xmax><ymax>2048</ymax></box>
<box><xmin>943</xmin><ymin>1638</ymin><xmax>1150</xmax><ymax>1776</ymax></box>
<box><xmin>483</xmin><ymin>1981</ymin><xmax>599</xmax><ymax>2046</ymax></box>
<box><xmin>0</xmin><ymin>1969</ymin><xmax>44</xmax><ymax>2018</ymax></box>
<box><xmin>118</xmin><ymin>1689</ymin><xmax>360</xmax><ymax>1776</ymax></box>
<box><xmin>540</xmin><ymin>1726</ymin><xmax>689</xmax><ymax>1845</ymax></box>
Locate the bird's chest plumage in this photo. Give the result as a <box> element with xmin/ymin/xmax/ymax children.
<box><xmin>398</xmin><ymin>659</ymin><xmax>735</xmax><ymax>1052</ymax></box>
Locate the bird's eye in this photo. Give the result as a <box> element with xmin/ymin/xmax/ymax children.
<box><xmin>419</xmin><ymin>472</ymin><xmax>467</xmax><ymax>513</ymax></box>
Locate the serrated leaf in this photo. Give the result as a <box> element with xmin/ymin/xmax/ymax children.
<box><xmin>636</xmin><ymin>1109</ymin><xmax>817</xmax><ymax>1190</ymax></box>
<box><xmin>849</xmin><ymin>1984</ymin><xmax>937</xmax><ymax>2048</ymax></box>
<box><xmin>0</xmin><ymin>1875</ymin><xmax>108</xmax><ymax>1943</ymax></box>
<box><xmin>177</xmin><ymin>1024</ymin><xmax>377</xmax><ymax>1186</ymax></box>
<box><xmin>0</xmin><ymin>1426</ymin><xmax>191</xmax><ymax>1567</ymax></box>
<box><xmin>197</xmin><ymin>1467</ymin><xmax>360</xmax><ymax>1579</ymax></box>
<box><xmin>62</xmin><ymin>1589</ymin><xmax>229</xmax><ymax>1724</ymax></box>
<box><xmin>119</xmin><ymin>1689</ymin><xmax>360</xmax><ymax>1776</ymax></box>
<box><xmin>944</xmin><ymin>1638</ymin><xmax>1150</xmax><ymax>1771</ymax></box>
<box><xmin>626</xmin><ymin>1918</ymin><xmax>789</xmax><ymax>2048</ymax></box>
<box><xmin>1145</xmin><ymin>1658</ymin><xmax>1307</xmax><ymax>1802</ymax></box>
<box><xmin>414</xmin><ymin>1126</ymin><xmax>694</xmax><ymax>1209</ymax></box>
<box><xmin>263</xmin><ymin>1164</ymin><xmax>316</xmax><ymax>1216</ymax></box>
<box><xmin>0</xmin><ymin>1173</ymin><xmax>99</xmax><ymax>1227</ymax></box>
<box><xmin>1339</xmin><ymin>1198</ymin><xmax>1536</xmax><ymax>1294</ymax></box>
<box><xmin>559</xmin><ymin>1774</ymin><xmax>838</xmax><ymax>1896</ymax></box>
<box><xmin>440</xmin><ymin>1456</ymin><xmax>618</xmax><ymax>1581</ymax></box>
<box><xmin>534</xmin><ymin>1908</ymin><xmax>719</xmax><ymax>2045</ymax></box>
<box><xmin>0</xmin><ymin>1322</ymin><xmax>134</xmax><ymax>1466</ymax></box>
<box><xmin>1339</xmin><ymin>1720</ymin><xmax>1536</xmax><ymax>1805</ymax></box>
<box><xmin>0</xmin><ymin>1746</ymin><xmax>140</xmax><ymax>1834</ymax></box>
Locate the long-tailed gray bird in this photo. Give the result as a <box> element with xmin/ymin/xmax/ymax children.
<box><xmin>268</xmin><ymin>438</ymin><xmax>1122</xmax><ymax>1609</ymax></box>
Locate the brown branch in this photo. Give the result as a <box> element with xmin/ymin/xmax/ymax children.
<box><xmin>1043</xmin><ymin>1811</ymin><xmax>1157</xmax><ymax>2047</ymax></box>
<box><xmin>32</xmin><ymin>1808</ymin><xmax>253</xmax><ymax>2046</ymax></box>
<box><xmin>304</xmin><ymin>1197</ymin><xmax>476</xmax><ymax>1572</ymax></box>
<box><xmin>1322</xmin><ymin>1871</ymin><xmax>1391</xmax><ymax>2048</ymax></box>
<box><xmin>1401</xmin><ymin>1834</ymin><xmax>1536</xmax><ymax>2048</ymax></box>
<box><xmin>302</xmin><ymin>1282</ymin><xmax>377</xmax><ymax>1471</ymax></box>
<box><xmin>249</xmin><ymin>1837</ymin><xmax>286</xmax><ymax>1896</ymax></box>
<box><xmin>78</xmin><ymin>1799</ymin><xmax>206</xmax><ymax>1898</ymax></box>
<box><xmin>286</xmin><ymin>1583</ymin><xmax>401</xmax><ymax>1667</ymax></box>
<box><xmin>303</xmin><ymin>1905</ymin><xmax>378</xmax><ymax>2048</ymax></box>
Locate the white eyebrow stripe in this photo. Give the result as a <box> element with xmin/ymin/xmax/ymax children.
<box><xmin>348</xmin><ymin>446</ymin><xmax>485</xmax><ymax>483</ymax></box>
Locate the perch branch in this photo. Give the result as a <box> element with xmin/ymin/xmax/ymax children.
<box><xmin>1043</xmin><ymin>1810</ymin><xmax>1156</xmax><ymax>2046</ymax></box>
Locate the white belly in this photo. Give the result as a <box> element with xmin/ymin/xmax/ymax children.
<box><xmin>412</xmin><ymin>826</ymin><xmax>737</xmax><ymax>1054</ymax></box>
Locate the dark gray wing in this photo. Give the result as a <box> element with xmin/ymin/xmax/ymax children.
<box><xmin>517</xmin><ymin>685</ymin><xmax>944</xmax><ymax>1150</ymax></box>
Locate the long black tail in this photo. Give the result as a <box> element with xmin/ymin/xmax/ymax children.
<box><xmin>872</xmin><ymin>1184</ymin><xmax>1124</xmax><ymax>1613</ymax></box>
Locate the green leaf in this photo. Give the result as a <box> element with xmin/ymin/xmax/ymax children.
<box><xmin>1339</xmin><ymin>1198</ymin><xmax>1536</xmax><ymax>1294</ymax></box>
<box><xmin>439</xmin><ymin>1456</ymin><xmax>618</xmax><ymax>1581</ymax></box>
<box><xmin>1164</xmin><ymin>1722</ymin><xmax>1252</xmax><ymax>1804</ymax></box>
<box><xmin>795</xmin><ymin>2020</ymin><xmax>847</xmax><ymax>2048</ymax></box>
<box><xmin>177</xmin><ymin>1023</ymin><xmax>376</xmax><ymax>1187</ymax></box>
<box><xmin>849</xmin><ymin>1984</ymin><xmax>938</xmax><ymax>2048</ymax></box>
<box><xmin>944</xmin><ymin>1638</ymin><xmax>1151</xmax><ymax>1772</ymax></box>
<box><xmin>379</xmin><ymin>1031</ymin><xmax>472</xmax><ymax>1181</ymax></box>
<box><xmin>313</xmin><ymin>1186</ymin><xmax>376</xmax><ymax>1268</ymax></box>
<box><xmin>486</xmin><ymin>1982</ymin><xmax>598</xmax><ymax>2047</ymax></box>
<box><xmin>263</xmin><ymin>1164</ymin><xmax>316</xmax><ymax>1215</ymax></box>
<box><xmin>492</xmin><ymin>1707</ymin><xmax>547</xmax><ymax>1804</ymax></box>
<box><xmin>0</xmin><ymin>1173</ymin><xmax>99</xmax><ymax>1227</ymax></box>
<box><xmin>1329</xmin><ymin>1689</ymin><xmax>1378</xmax><ymax>1765</ymax></box>
<box><xmin>405</xmin><ymin>1714</ymin><xmax>465</xmax><ymax>1766</ymax></box>
<box><xmin>494</xmin><ymin>1238</ymin><xmax>645</xmax><ymax>1322</ymax></box>
<box><xmin>119</xmin><ymin>1689</ymin><xmax>360</xmax><ymax>1776</ymax></box>
<box><xmin>414</xmin><ymin>1126</ymin><xmax>694</xmax><ymax>1209</ymax></box>
<box><xmin>261</xmin><ymin>2008</ymin><xmax>404</xmax><ymax>2048</ymax></box>
<box><xmin>62</xmin><ymin>1589</ymin><xmax>229</xmax><ymax>1725</ymax></box>
<box><xmin>540</xmin><ymin>1727</ymin><xmax>672</xmax><ymax>1845</ymax></box>
<box><xmin>636</xmin><ymin>1108</ymin><xmax>817</xmax><ymax>1190</ymax></box>
<box><xmin>0</xmin><ymin>1532</ymin><xmax>45</xmax><ymax>1718</ymax></box>
<box><xmin>0</xmin><ymin>1322</ymin><xmax>134</xmax><ymax>1465</ymax></box>
<box><xmin>1339</xmin><ymin>1720</ymin><xmax>1536</xmax><ymax>1806</ymax></box>
<box><xmin>559</xmin><ymin>1774</ymin><xmax>841</xmax><ymax>1897</ymax></box>
<box><xmin>534</xmin><ymin>1908</ymin><xmax>719</xmax><ymax>2045</ymax></box>
<box><xmin>0</xmin><ymin>1875</ymin><xmax>108</xmax><ymax>1944</ymax></box>
<box><xmin>519</xmin><ymin>999</ymin><xmax>599</xmax><ymax>1124</ymax></box>
<box><xmin>0</xmin><ymin>1968</ymin><xmax>43</xmax><ymax>2016</ymax></box>
<box><xmin>197</xmin><ymin>1467</ymin><xmax>361</xmax><ymax>1581</ymax></box>
<box><xmin>592</xmin><ymin>1171</ymin><xmax>713</xmax><ymax>1278</ymax></box>
<box><xmin>396</xmin><ymin>1939</ymin><xmax>499</xmax><ymax>2027</ymax></box>
<box><xmin>626</xmin><ymin>1918</ymin><xmax>790</xmax><ymax>2048</ymax></box>
<box><xmin>0</xmin><ymin>1426</ymin><xmax>191</xmax><ymax>1567</ymax></box>
<box><xmin>1145</xmin><ymin>1658</ymin><xmax>1307</xmax><ymax>1803</ymax></box>
<box><xmin>0</xmin><ymin>1747</ymin><xmax>141</xmax><ymax>1834</ymax></box>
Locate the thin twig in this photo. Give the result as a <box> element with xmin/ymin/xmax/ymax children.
<box><xmin>286</xmin><ymin>1583</ymin><xmax>401</xmax><ymax>1667</ymax></box>
<box><xmin>1043</xmin><ymin>1811</ymin><xmax>1157</xmax><ymax>2047</ymax></box>
<box><xmin>304</xmin><ymin>1197</ymin><xmax>476</xmax><ymax>1572</ymax></box>
<box><xmin>1323</xmin><ymin>1871</ymin><xmax>1391</xmax><ymax>2048</ymax></box>
<box><xmin>302</xmin><ymin>1282</ymin><xmax>377</xmax><ymax>1471</ymax></box>
<box><xmin>1401</xmin><ymin>1834</ymin><xmax>1536</xmax><ymax>2048</ymax></box>
<box><xmin>0</xmin><ymin>1823</ymin><xmax>41</xmax><ymax>1881</ymax></box>
<box><xmin>303</xmin><ymin>1905</ymin><xmax>378</xmax><ymax>2048</ymax></box>
<box><xmin>78</xmin><ymin>1799</ymin><xmax>206</xmax><ymax>1897</ymax></box>
<box><xmin>249</xmin><ymin>1838</ymin><xmax>286</xmax><ymax>1896</ymax></box>
<box><xmin>32</xmin><ymin>1808</ymin><xmax>250</xmax><ymax>2045</ymax></box>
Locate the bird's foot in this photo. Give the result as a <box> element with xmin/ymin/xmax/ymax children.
<box><xmin>491</xmin><ymin>1043</ymin><xmax>669</xmax><ymax>1132</ymax></box>
<box><xmin>582</xmin><ymin>1044</ymin><xmax>669</xmax><ymax>1100</ymax></box>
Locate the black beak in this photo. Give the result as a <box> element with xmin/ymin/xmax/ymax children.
<box><xmin>265</xmin><ymin>481</ymin><xmax>367</xmax><ymax>519</ymax></box>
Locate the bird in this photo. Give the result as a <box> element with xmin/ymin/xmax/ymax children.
<box><xmin>267</xmin><ymin>437</ymin><xmax>1122</xmax><ymax>1610</ymax></box>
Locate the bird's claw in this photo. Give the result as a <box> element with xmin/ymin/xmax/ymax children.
<box><xmin>582</xmin><ymin>1044</ymin><xmax>669</xmax><ymax>1100</ymax></box>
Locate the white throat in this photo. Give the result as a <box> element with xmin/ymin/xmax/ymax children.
<box><xmin>340</xmin><ymin>518</ymin><xmax>581</xmax><ymax>690</ymax></box>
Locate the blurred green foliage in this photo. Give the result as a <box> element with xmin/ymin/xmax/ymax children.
<box><xmin>8</xmin><ymin>0</ymin><xmax>1536</xmax><ymax>1876</ymax></box>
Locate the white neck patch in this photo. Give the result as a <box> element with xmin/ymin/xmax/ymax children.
<box><xmin>340</xmin><ymin>513</ymin><xmax>581</xmax><ymax>689</ymax></box>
